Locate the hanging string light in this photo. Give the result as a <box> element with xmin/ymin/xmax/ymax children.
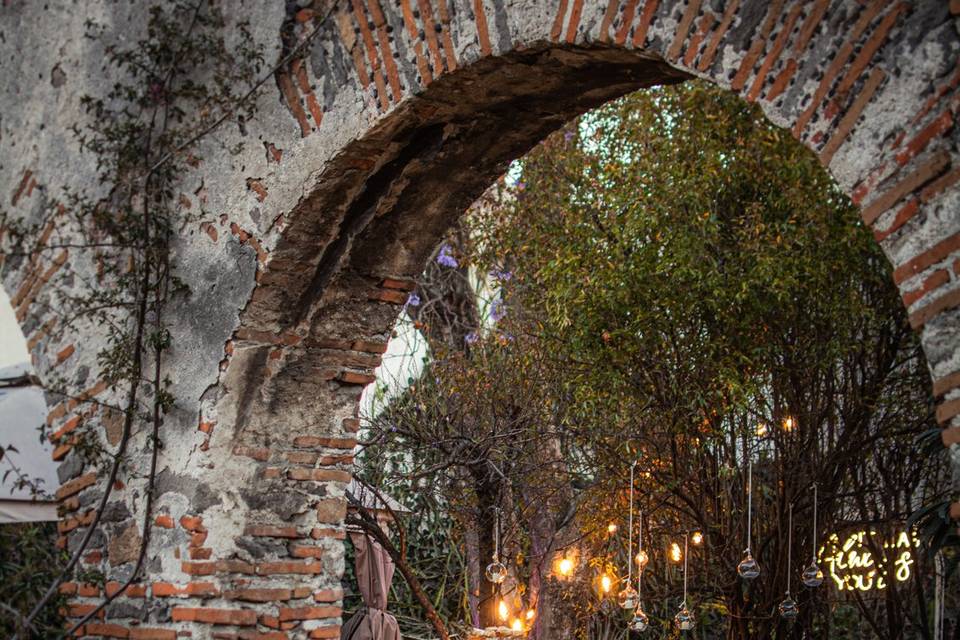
<box><xmin>801</xmin><ymin>482</ymin><xmax>824</xmax><ymax>588</ymax></box>
<box><xmin>629</xmin><ymin>509</ymin><xmax>650</xmax><ymax>632</ymax></box>
<box><xmin>485</xmin><ymin>507</ymin><xmax>507</xmax><ymax>584</ymax></box>
<box><xmin>674</xmin><ymin>533</ymin><xmax>695</xmax><ymax>631</ymax></box>
<box><xmin>737</xmin><ymin>444</ymin><xmax>760</xmax><ymax>580</ymax></box>
<box><xmin>618</xmin><ymin>461</ymin><xmax>639</xmax><ymax>609</ymax></box>
<box><xmin>779</xmin><ymin>503</ymin><xmax>800</xmax><ymax>620</ymax></box>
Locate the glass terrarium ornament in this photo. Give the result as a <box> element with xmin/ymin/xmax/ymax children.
<box><xmin>617</xmin><ymin>585</ymin><xmax>639</xmax><ymax>609</ymax></box>
<box><xmin>485</xmin><ymin>507</ymin><xmax>507</xmax><ymax>584</ymax></box>
<box><xmin>779</xmin><ymin>503</ymin><xmax>799</xmax><ymax>621</ymax></box>
<box><xmin>629</xmin><ymin>606</ymin><xmax>650</xmax><ymax>632</ymax></box>
<box><xmin>737</xmin><ymin>454</ymin><xmax>761</xmax><ymax>580</ymax></box>
<box><xmin>674</xmin><ymin>603</ymin><xmax>695</xmax><ymax>631</ymax></box>
<box><xmin>779</xmin><ymin>593</ymin><xmax>799</xmax><ymax>620</ymax></box>
<box><xmin>802</xmin><ymin>483</ymin><xmax>824</xmax><ymax>588</ymax></box>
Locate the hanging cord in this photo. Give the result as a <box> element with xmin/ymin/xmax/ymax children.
<box><xmin>746</xmin><ymin>455</ymin><xmax>753</xmax><ymax>552</ymax></box>
<box><xmin>682</xmin><ymin>533</ymin><xmax>689</xmax><ymax>607</ymax></box>
<box><xmin>811</xmin><ymin>482</ymin><xmax>818</xmax><ymax>562</ymax></box>
<box><xmin>493</xmin><ymin>506</ymin><xmax>501</xmax><ymax>562</ymax></box>
<box><xmin>627</xmin><ymin>463</ymin><xmax>634</xmax><ymax>583</ymax></box>
<box><xmin>636</xmin><ymin>510</ymin><xmax>643</xmax><ymax>595</ymax></box>
<box><xmin>934</xmin><ymin>551</ymin><xmax>945</xmax><ymax>640</ymax></box>
<box><xmin>786</xmin><ymin>503</ymin><xmax>793</xmax><ymax>594</ymax></box>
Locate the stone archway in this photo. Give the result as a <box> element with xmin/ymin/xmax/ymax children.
<box><xmin>2</xmin><ymin>1</ymin><xmax>959</xmax><ymax>638</ymax></box>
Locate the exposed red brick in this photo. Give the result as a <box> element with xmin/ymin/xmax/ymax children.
<box><xmin>873</xmin><ymin>199</ymin><xmax>919</xmax><ymax>243</ymax></box>
<box><xmin>278</xmin><ymin>606</ymin><xmax>342</xmax><ymax>622</ymax></box>
<box><xmin>473</xmin><ymin>0</ymin><xmax>492</xmax><ymax>56</ymax></box>
<box><xmin>613</xmin><ymin>0</ymin><xmax>640</xmax><ymax>46</ymax></box>
<box><xmin>338</xmin><ymin>371</ymin><xmax>376</xmax><ymax>385</ymax></box>
<box><xmin>938</xmin><ymin>397</ymin><xmax>960</xmax><ymax>425</ymax></box>
<box><xmin>285</xmin><ymin>451</ymin><xmax>319</xmax><ymax>464</ymax></box>
<box><xmin>598</xmin><ymin>0</ymin><xmax>619</xmax><ymax>43</ymax></box>
<box><xmin>105</xmin><ymin>582</ymin><xmax>146</xmax><ymax>598</ymax></box>
<box><xmin>313</xmin><ymin>588</ymin><xmax>344</xmax><ymax>603</ymax></box>
<box><xmin>52</xmin><ymin>442</ymin><xmax>72</xmax><ymax>461</ymax></box>
<box><xmin>56</xmin><ymin>344</ymin><xmax>75</xmax><ymax>364</ymax></box>
<box><xmin>863</xmin><ymin>150</ymin><xmax>951</xmax><ymax>227</ymax></box>
<box><xmin>730</xmin><ymin>0</ymin><xmax>784</xmax><ymax>91</ymax></box>
<box><xmin>152</xmin><ymin>582</ymin><xmax>220</xmax><ymax>598</ymax></box>
<box><xmin>154</xmin><ymin>514</ymin><xmax>175</xmax><ymax>529</ymax></box>
<box><xmin>309</xmin><ymin>627</ymin><xmax>342</xmax><ymax>639</ymax></box>
<box><xmin>892</xmin><ymin>230</ymin><xmax>960</xmax><ymax>285</ymax></box>
<box><xmin>631</xmin><ymin>0</ymin><xmax>660</xmax><ymax>47</ymax></box>
<box><xmin>287</xmin><ymin>468</ymin><xmax>352</xmax><ymax>483</ymax></box>
<box><xmin>57</xmin><ymin>472</ymin><xmax>97</xmax><ymax>500</ymax></box>
<box><xmin>895</xmin><ymin>109</ymin><xmax>955</xmax><ymax>167</ymax></box>
<box><xmin>232</xmin><ymin>445</ymin><xmax>269</xmax><ymax>461</ymax></box>
<box><xmin>311</xmin><ymin>527</ymin><xmax>346</xmax><ymax>540</ymax></box>
<box><xmin>901</xmin><ymin>269</ymin><xmax>949</xmax><ymax>307</ymax></box>
<box><xmin>909</xmin><ymin>288</ymin><xmax>960</xmax><ymax>330</ymax></box>
<box><xmin>171</xmin><ymin>607</ymin><xmax>257</xmax><ymax>626</ymax></box>
<box><xmin>834</xmin><ymin>4</ymin><xmax>907</xmax><ymax>99</ymax></box>
<box><xmin>188</xmin><ymin>547</ymin><xmax>213</xmax><ymax>560</ymax></box>
<box><xmin>746</xmin><ymin>1</ymin><xmax>803</xmax><ymax>102</ymax></box>
<box><xmin>367</xmin><ymin>288</ymin><xmax>407</xmax><ymax>304</ymax></box>
<box><xmin>225</xmin><ymin>588</ymin><xmax>294</xmax><ymax>603</ymax></box>
<box><xmin>51</xmin><ymin>415</ymin><xmax>81</xmax><ymax>442</ymax></box>
<box><xmin>666</xmin><ymin>0</ymin><xmax>702</xmax><ymax>61</ymax></box>
<box><xmin>293</xmin><ymin>436</ymin><xmax>357</xmax><ymax>450</ymax></box>
<box><xmin>129</xmin><ymin>629</ymin><xmax>177</xmax><ymax>640</ymax></box>
<box><xmin>819</xmin><ymin>67</ymin><xmax>886</xmax><ymax>166</ymax></box>
<box><xmin>84</xmin><ymin>623</ymin><xmax>129</xmax><ymax>638</ymax></box>
<box><xmin>933</xmin><ymin>371</ymin><xmax>960</xmax><ymax>397</ymax></box>
<box><xmin>942</xmin><ymin>427</ymin><xmax>960</xmax><ymax>447</ymax></box>
<box><xmin>289</xmin><ymin>544</ymin><xmax>324</xmax><ymax>559</ymax></box>
<box><xmin>179</xmin><ymin>515</ymin><xmax>205</xmax><ymax>532</ymax></box>
<box><xmin>254</xmin><ymin>560</ymin><xmax>324</xmax><ymax>575</ymax></box>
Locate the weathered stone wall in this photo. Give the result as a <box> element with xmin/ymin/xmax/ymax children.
<box><xmin>1</xmin><ymin>1</ymin><xmax>959</xmax><ymax>638</ymax></box>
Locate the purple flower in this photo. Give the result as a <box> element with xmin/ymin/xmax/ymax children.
<box><xmin>436</xmin><ymin>244</ymin><xmax>458</xmax><ymax>268</ymax></box>
<box><xmin>406</xmin><ymin>292</ymin><xmax>421</xmax><ymax>307</ymax></box>
<box><xmin>564</xmin><ymin>130</ymin><xmax>575</xmax><ymax>142</ymax></box>
<box><xmin>489</xmin><ymin>298</ymin><xmax>506</xmax><ymax>322</ymax></box>
<box><xmin>490</xmin><ymin>268</ymin><xmax>512</xmax><ymax>282</ymax></box>
<box><xmin>465</xmin><ymin>331</ymin><xmax>479</xmax><ymax>345</ymax></box>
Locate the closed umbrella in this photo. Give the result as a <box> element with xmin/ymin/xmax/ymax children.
<box><xmin>341</xmin><ymin>532</ymin><xmax>401</xmax><ymax>640</ymax></box>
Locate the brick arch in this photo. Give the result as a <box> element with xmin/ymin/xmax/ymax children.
<box><xmin>29</xmin><ymin>0</ymin><xmax>958</xmax><ymax>637</ymax></box>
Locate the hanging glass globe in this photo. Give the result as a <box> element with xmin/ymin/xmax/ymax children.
<box><xmin>635</xmin><ymin>549</ymin><xmax>649</xmax><ymax>569</ymax></box>
<box><xmin>674</xmin><ymin>603</ymin><xmax>695</xmax><ymax>631</ymax></box>
<box><xmin>485</xmin><ymin>559</ymin><xmax>508</xmax><ymax>584</ymax></box>
<box><xmin>801</xmin><ymin>561</ymin><xmax>823</xmax><ymax>588</ymax></box>
<box><xmin>617</xmin><ymin>584</ymin><xmax>638</xmax><ymax>609</ymax></box>
<box><xmin>778</xmin><ymin>593</ymin><xmax>799</xmax><ymax>620</ymax></box>
<box><xmin>628</xmin><ymin>606</ymin><xmax>649</xmax><ymax>632</ymax></box>
<box><xmin>736</xmin><ymin>549</ymin><xmax>760</xmax><ymax>580</ymax></box>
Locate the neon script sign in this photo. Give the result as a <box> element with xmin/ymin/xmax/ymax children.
<box><xmin>820</xmin><ymin>530</ymin><xmax>919</xmax><ymax>592</ymax></box>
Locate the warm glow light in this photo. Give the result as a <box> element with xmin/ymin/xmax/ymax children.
<box><xmin>691</xmin><ymin>531</ymin><xmax>703</xmax><ymax>546</ymax></box>
<box><xmin>635</xmin><ymin>550</ymin><xmax>649</xmax><ymax>568</ymax></box>
<box><xmin>782</xmin><ymin>417</ymin><xmax>795</xmax><ymax>432</ymax></box>
<box><xmin>756</xmin><ymin>423</ymin><xmax>768</xmax><ymax>437</ymax></box>
<box><xmin>669</xmin><ymin>542</ymin><xmax>682</xmax><ymax>563</ymax></box>
<box><xmin>526</xmin><ymin>609</ymin><xmax>536</xmax><ymax>621</ymax></box>
<box><xmin>558</xmin><ymin>558</ymin><xmax>574</xmax><ymax>576</ymax></box>
<box><xmin>821</xmin><ymin>530</ymin><xmax>919</xmax><ymax>592</ymax></box>
<box><xmin>498</xmin><ymin>599</ymin><xmax>510</xmax><ymax>621</ymax></box>
<box><xmin>511</xmin><ymin>619</ymin><xmax>523</xmax><ymax>632</ymax></box>
<box><xmin>600</xmin><ymin>574</ymin><xmax>613</xmax><ymax>593</ymax></box>
<box><xmin>607</xmin><ymin>523</ymin><xmax>618</xmax><ymax>534</ymax></box>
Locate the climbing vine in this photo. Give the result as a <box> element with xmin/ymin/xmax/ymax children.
<box><xmin>0</xmin><ymin>2</ymin><xmax>323</xmax><ymax>635</ymax></box>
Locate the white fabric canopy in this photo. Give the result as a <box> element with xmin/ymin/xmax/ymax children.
<box><xmin>0</xmin><ymin>362</ymin><xmax>58</xmax><ymax>523</ymax></box>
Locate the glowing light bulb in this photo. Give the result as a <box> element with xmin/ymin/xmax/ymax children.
<box><xmin>670</xmin><ymin>542</ymin><xmax>682</xmax><ymax>563</ymax></box>
<box><xmin>498</xmin><ymin>599</ymin><xmax>509</xmax><ymax>621</ymax></box>
<box><xmin>600</xmin><ymin>574</ymin><xmax>612</xmax><ymax>593</ymax></box>
<box><xmin>691</xmin><ymin>531</ymin><xmax>703</xmax><ymax>546</ymax></box>
<box><xmin>558</xmin><ymin>557</ymin><xmax>574</xmax><ymax>576</ymax></box>
<box><xmin>511</xmin><ymin>619</ymin><xmax>523</xmax><ymax>632</ymax></box>
<box><xmin>635</xmin><ymin>549</ymin><xmax>649</xmax><ymax>568</ymax></box>
<box><xmin>756</xmin><ymin>423</ymin><xmax>768</xmax><ymax>437</ymax></box>
<box><xmin>607</xmin><ymin>523</ymin><xmax>618</xmax><ymax>534</ymax></box>
<box><xmin>782</xmin><ymin>417</ymin><xmax>795</xmax><ymax>432</ymax></box>
<box><xmin>526</xmin><ymin>609</ymin><xmax>535</xmax><ymax>621</ymax></box>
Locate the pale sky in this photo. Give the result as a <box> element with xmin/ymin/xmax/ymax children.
<box><xmin>0</xmin><ymin>288</ymin><xmax>29</xmax><ymax>370</ymax></box>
